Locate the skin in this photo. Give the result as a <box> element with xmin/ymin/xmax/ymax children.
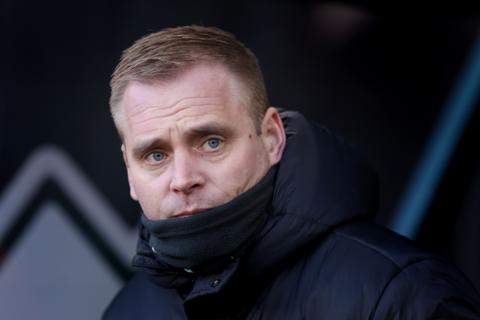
<box><xmin>119</xmin><ymin>63</ymin><xmax>286</xmax><ymax>220</ymax></box>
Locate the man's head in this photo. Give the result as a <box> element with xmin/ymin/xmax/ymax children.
<box><xmin>110</xmin><ymin>26</ymin><xmax>286</xmax><ymax>220</ymax></box>
<box><xmin>110</xmin><ymin>25</ymin><xmax>269</xmax><ymax>137</ymax></box>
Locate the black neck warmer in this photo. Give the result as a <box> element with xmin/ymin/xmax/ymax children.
<box><xmin>141</xmin><ymin>166</ymin><xmax>277</xmax><ymax>273</ymax></box>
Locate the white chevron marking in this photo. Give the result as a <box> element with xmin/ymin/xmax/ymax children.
<box><xmin>0</xmin><ymin>145</ymin><xmax>137</xmax><ymax>264</ymax></box>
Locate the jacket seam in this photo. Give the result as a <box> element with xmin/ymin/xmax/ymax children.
<box><xmin>329</xmin><ymin>231</ymin><xmax>447</xmax><ymax>320</ymax></box>
<box><xmin>331</xmin><ymin>231</ymin><xmax>406</xmax><ymax>269</ymax></box>
<box><xmin>270</xmin><ymin>211</ymin><xmax>331</xmax><ymax>226</ymax></box>
<box><xmin>367</xmin><ymin>258</ymin><xmax>438</xmax><ymax>320</ymax></box>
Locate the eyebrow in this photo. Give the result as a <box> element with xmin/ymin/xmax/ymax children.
<box><xmin>131</xmin><ymin>137</ymin><xmax>170</xmax><ymax>160</ymax></box>
<box><xmin>185</xmin><ymin>122</ymin><xmax>234</xmax><ymax>141</ymax></box>
<box><xmin>130</xmin><ymin>122</ymin><xmax>235</xmax><ymax>159</ymax></box>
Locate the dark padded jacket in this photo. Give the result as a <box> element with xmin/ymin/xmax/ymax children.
<box><xmin>104</xmin><ymin>110</ymin><xmax>480</xmax><ymax>319</ymax></box>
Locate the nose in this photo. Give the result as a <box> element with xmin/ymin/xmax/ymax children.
<box><xmin>169</xmin><ymin>151</ymin><xmax>204</xmax><ymax>194</ymax></box>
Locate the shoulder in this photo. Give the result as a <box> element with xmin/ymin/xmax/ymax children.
<box><xmin>304</xmin><ymin>221</ymin><xmax>442</xmax><ymax>286</ymax></box>
<box><xmin>304</xmin><ymin>221</ymin><xmax>480</xmax><ymax>318</ymax></box>
<box><xmin>331</xmin><ymin>221</ymin><xmax>434</xmax><ymax>268</ymax></box>
<box><xmin>102</xmin><ymin>272</ymin><xmax>186</xmax><ymax>320</ymax></box>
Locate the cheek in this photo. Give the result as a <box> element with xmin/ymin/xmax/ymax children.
<box><xmin>219</xmin><ymin>141</ymin><xmax>269</xmax><ymax>193</ymax></box>
<box><xmin>131</xmin><ymin>174</ymin><xmax>164</xmax><ymax>206</ymax></box>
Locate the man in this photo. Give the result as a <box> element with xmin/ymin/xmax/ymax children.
<box><xmin>103</xmin><ymin>25</ymin><xmax>480</xmax><ymax>319</ymax></box>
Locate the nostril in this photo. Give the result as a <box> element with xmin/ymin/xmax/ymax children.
<box><xmin>172</xmin><ymin>181</ymin><xmax>202</xmax><ymax>194</ymax></box>
<box><xmin>184</xmin><ymin>183</ymin><xmax>201</xmax><ymax>194</ymax></box>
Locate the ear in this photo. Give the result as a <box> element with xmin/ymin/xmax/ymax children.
<box><xmin>260</xmin><ymin>107</ymin><xmax>286</xmax><ymax>166</ymax></box>
<box><xmin>121</xmin><ymin>144</ymin><xmax>138</xmax><ymax>201</ymax></box>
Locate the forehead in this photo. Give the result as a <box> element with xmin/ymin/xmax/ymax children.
<box><xmin>120</xmin><ymin>64</ymin><xmax>251</xmax><ymax>143</ymax></box>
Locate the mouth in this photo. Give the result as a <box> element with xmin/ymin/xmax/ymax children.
<box><xmin>172</xmin><ymin>208</ymin><xmax>209</xmax><ymax>218</ymax></box>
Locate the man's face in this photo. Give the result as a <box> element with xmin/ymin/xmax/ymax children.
<box><xmin>119</xmin><ymin>63</ymin><xmax>285</xmax><ymax>220</ymax></box>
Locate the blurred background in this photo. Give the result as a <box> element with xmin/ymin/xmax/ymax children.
<box><xmin>1</xmin><ymin>1</ymin><xmax>479</xmax><ymax>318</ymax></box>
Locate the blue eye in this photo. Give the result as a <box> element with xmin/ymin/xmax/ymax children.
<box><xmin>206</xmin><ymin>138</ymin><xmax>221</xmax><ymax>149</ymax></box>
<box><xmin>149</xmin><ymin>152</ymin><xmax>165</xmax><ymax>162</ymax></box>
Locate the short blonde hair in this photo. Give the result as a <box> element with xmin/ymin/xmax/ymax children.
<box><xmin>110</xmin><ymin>25</ymin><xmax>269</xmax><ymax>137</ymax></box>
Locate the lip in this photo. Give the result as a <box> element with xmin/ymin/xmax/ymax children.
<box><xmin>172</xmin><ymin>208</ymin><xmax>209</xmax><ymax>218</ymax></box>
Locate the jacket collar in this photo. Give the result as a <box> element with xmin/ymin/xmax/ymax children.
<box><xmin>239</xmin><ymin>110</ymin><xmax>378</xmax><ymax>278</ymax></box>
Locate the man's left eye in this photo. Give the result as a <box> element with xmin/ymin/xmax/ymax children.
<box><xmin>204</xmin><ymin>138</ymin><xmax>222</xmax><ymax>150</ymax></box>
